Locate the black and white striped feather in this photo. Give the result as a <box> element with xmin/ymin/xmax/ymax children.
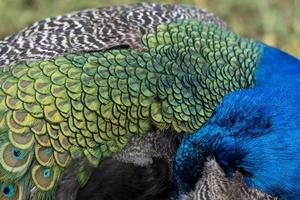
<box><xmin>0</xmin><ymin>3</ymin><xmax>225</xmax><ymax>66</ymax></box>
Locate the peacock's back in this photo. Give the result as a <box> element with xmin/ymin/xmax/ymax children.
<box><xmin>0</xmin><ymin>3</ymin><xmax>225</xmax><ymax>66</ymax></box>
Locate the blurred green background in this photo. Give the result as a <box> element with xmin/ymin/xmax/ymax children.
<box><xmin>0</xmin><ymin>0</ymin><xmax>299</xmax><ymax>56</ymax></box>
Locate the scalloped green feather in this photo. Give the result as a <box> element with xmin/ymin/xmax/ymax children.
<box><xmin>0</xmin><ymin>182</ymin><xmax>23</xmax><ymax>200</ymax></box>
<box><xmin>53</xmin><ymin>151</ymin><xmax>70</xmax><ymax>167</ymax></box>
<box><xmin>31</xmin><ymin>165</ymin><xmax>59</xmax><ymax>191</ymax></box>
<box><xmin>35</xmin><ymin>146</ymin><xmax>54</xmax><ymax>167</ymax></box>
<box><xmin>6</xmin><ymin>112</ymin><xmax>28</xmax><ymax>134</ymax></box>
<box><xmin>8</xmin><ymin>132</ymin><xmax>34</xmax><ymax>150</ymax></box>
<box><xmin>0</xmin><ymin>143</ymin><xmax>32</xmax><ymax>174</ymax></box>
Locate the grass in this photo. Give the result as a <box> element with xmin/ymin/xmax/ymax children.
<box><xmin>0</xmin><ymin>0</ymin><xmax>299</xmax><ymax>56</ymax></box>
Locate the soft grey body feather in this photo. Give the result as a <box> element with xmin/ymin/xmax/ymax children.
<box><xmin>113</xmin><ymin>129</ymin><xmax>181</xmax><ymax>169</ymax></box>
<box><xmin>180</xmin><ymin>159</ymin><xmax>277</xmax><ymax>200</ymax></box>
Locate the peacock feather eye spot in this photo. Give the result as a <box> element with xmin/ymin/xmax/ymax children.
<box><xmin>43</xmin><ymin>169</ymin><xmax>51</xmax><ymax>177</ymax></box>
<box><xmin>13</xmin><ymin>150</ymin><xmax>20</xmax><ymax>157</ymax></box>
<box><xmin>11</xmin><ymin>148</ymin><xmax>25</xmax><ymax>160</ymax></box>
<box><xmin>1</xmin><ymin>183</ymin><xmax>15</xmax><ymax>197</ymax></box>
<box><xmin>3</xmin><ymin>187</ymin><xmax>10</xmax><ymax>195</ymax></box>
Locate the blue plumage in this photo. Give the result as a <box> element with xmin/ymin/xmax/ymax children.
<box><xmin>173</xmin><ymin>87</ymin><xmax>300</xmax><ymax>199</ymax></box>
<box><xmin>255</xmin><ymin>43</ymin><xmax>300</xmax><ymax>86</ymax></box>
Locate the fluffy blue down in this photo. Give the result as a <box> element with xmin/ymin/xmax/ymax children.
<box><xmin>174</xmin><ymin>87</ymin><xmax>300</xmax><ymax>200</ymax></box>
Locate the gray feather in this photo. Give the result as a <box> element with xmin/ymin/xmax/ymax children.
<box><xmin>180</xmin><ymin>158</ymin><xmax>278</xmax><ymax>200</ymax></box>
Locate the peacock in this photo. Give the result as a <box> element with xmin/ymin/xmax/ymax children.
<box><xmin>172</xmin><ymin>86</ymin><xmax>300</xmax><ymax>200</ymax></box>
<box><xmin>0</xmin><ymin>3</ymin><xmax>300</xmax><ymax>200</ymax></box>
<box><xmin>0</xmin><ymin>3</ymin><xmax>224</xmax><ymax>199</ymax></box>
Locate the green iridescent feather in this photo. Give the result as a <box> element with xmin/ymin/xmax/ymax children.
<box><xmin>0</xmin><ymin>19</ymin><xmax>261</xmax><ymax>199</ymax></box>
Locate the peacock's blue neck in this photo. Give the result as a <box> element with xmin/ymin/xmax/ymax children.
<box><xmin>255</xmin><ymin>43</ymin><xmax>300</xmax><ymax>87</ymax></box>
<box><xmin>172</xmin><ymin>126</ymin><xmax>225</xmax><ymax>197</ymax></box>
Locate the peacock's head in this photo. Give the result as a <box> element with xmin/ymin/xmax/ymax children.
<box><xmin>172</xmin><ymin>87</ymin><xmax>300</xmax><ymax>200</ymax></box>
